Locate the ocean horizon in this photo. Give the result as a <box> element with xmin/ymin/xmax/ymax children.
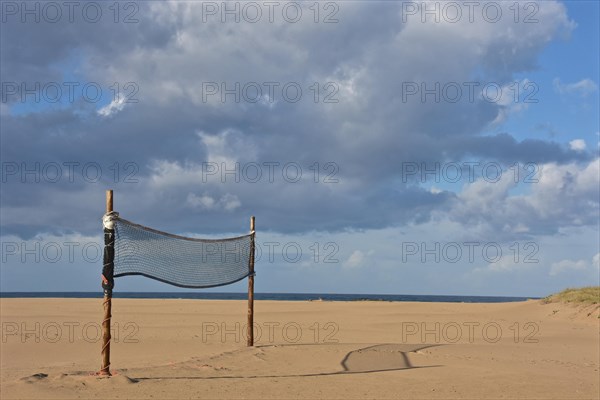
<box><xmin>0</xmin><ymin>292</ymin><xmax>539</xmax><ymax>303</ymax></box>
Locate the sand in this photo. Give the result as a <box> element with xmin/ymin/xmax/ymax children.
<box><xmin>1</xmin><ymin>298</ymin><xmax>598</xmax><ymax>399</ymax></box>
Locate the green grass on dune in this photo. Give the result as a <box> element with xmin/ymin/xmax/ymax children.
<box><xmin>542</xmin><ymin>286</ymin><xmax>600</xmax><ymax>305</ymax></box>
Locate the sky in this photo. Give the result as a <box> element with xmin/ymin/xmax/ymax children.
<box><xmin>1</xmin><ymin>0</ymin><xmax>598</xmax><ymax>297</ymax></box>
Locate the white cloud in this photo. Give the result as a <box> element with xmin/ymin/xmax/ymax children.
<box><xmin>473</xmin><ymin>254</ymin><xmax>538</xmax><ymax>274</ymax></box>
<box><xmin>343</xmin><ymin>250</ymin><xmax>371</xmax><ymax>269</ymax></box>
<box><xmin>549</xmin><ymin>253</ymin><xmax>599</xmax><ymax>276</ymax></box>
<box><xmin>491</xmin><ymin>79</ymin><xmax>534</xmax><ymax>125</ymax></box>
<box><xmin>186</xmin><ymin>193</ymin><xmax>216</xmax><ymax>209</ymax></box>
<box><xmin>569</xmin><ymin>139</ymin><xmax>586</xmax><ymax>151</ymax></box>
<box><xmin>553</xmin><ymin>78</ymin><xmax>598</xmax><ymax>96</ymax></box>
<box><xmin>97</xmin><ymin>94</ymin><xmax>127</xmax><ymax>117</ymax></box>
<box><xmin>149</xmin><ymin>160</ymin><xmax>197</xmax><ymax>188</ymax></box>
<box><xmin>186</xmin><ymin>193</ymin><xmax>240</xmax><ymax>211</ymax></box>
<box><xmin>197</xmin><ymin>129</ymin><xmax>258</xmax><ymax>166</ymax></box>
<box><xmin>446</xmin><ymin>158</ymin><xmax>600</xmax><ymax>237</ymax></box>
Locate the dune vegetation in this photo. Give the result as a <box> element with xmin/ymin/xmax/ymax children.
<box><xmin>542</xmin><ymin>286</ymin><xmax>600</xmax><ymax>304</ymax></box>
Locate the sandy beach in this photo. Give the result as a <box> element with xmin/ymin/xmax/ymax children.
<box><xmin>1</xmin><ymin>298</ymin><xmax>598</xmax><ymax>399</ymax></box>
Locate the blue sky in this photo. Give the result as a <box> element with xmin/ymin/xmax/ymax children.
<box><xmin>499</xmin><ymin>1</ymin><xmax>599</xmax><ymax>147</ymax></box>
<box><xmin>1</xmin><ymin>1</ymin><xmax>598</xmax><ymax>297</ymax></box>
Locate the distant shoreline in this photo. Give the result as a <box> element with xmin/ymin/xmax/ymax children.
<box><xmin>0</xmin><ymin>292</ymin><xmax>539</xmax><ymax>303</ymax></box>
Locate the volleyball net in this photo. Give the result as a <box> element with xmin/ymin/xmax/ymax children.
<box><xmin>103</xmin><ymin>213</ymin><xmax>254</xmax><ymax>290</ymax></box>
<box><xmin>98</xmin><ymin>190</ymin><xmax>256</xmax><ymax>376</ymax></box>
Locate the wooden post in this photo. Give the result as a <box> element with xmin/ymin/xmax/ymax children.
<box><xmin>247</xmin><ymin>216</ymin><xmax>255</xmax><ymax>347</ymax></box>
<box><xmin>100</xmin><ymin>190</ymin><xmax>114</xmax><ymax>375</ymax></box>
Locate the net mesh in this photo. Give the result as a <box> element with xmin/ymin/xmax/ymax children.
<box><xmin>112</xmin><ymin>218</ymin><xmax>254</xmax><ymax>288</ymax></box>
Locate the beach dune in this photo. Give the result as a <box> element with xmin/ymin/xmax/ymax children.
<box><xmin>1</xmin><ymin>298</ymin><xmax>598</xmax><ymax>399</ymax></box>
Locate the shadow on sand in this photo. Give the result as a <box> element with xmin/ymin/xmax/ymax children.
<box><xmin>129</xmin><ymin>343</ymin><xmax>443</xmax><ymax>381</ymax></box>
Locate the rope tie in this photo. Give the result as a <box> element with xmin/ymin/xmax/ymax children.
<box><xmin>102</xmin><ymin>211</ymin><xmax>120</xmax><ymax>230</ymax></box>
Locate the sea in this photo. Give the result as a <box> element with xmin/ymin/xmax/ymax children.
<box><xmin>0</xmin><ymin>292</ymin><xmax>537</xmax><ymax>303</ymax></box>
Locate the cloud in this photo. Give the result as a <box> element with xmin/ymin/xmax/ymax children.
<box><xmin>186</xmin><ymin>193</ymin><xmax>241</xmax><ymax>212</ymax></box>
<box><xmin>553</xmin><ymin>78</ymin><xmax>598</xmax><ymax>96</ymax></box>
<box><xmin>473</xmin><ymin>254</ymin><xmax>538</xmax><ymax>274</ymax></box>
<box><xmin>97</xmin><ymin>94</ymin><xmax>127</xmax><ymax>117</ymax></box>
<box><xmin>186</xmin><ymin>193</ymin><xmax>216</xmax><ymax>210</ymax></box>
<box><xmin>569</xmin><ymin>139</ymin><xmax>587</xmax><ymax>151</ymax></box>
<box><xmin>491</xmin><ymin>79</ymin><xmax>535</xmax><ymax>125</ymax></box>
<box><xmin>342</xmin><ymin>249</ymin><xmax>376</xmax><ymax>269</ymax></box>
<box><xmin>343</xmin><ymin>250</ymin><xmax>367</xmax><ymax>269</ymax></box>
<box><xmin>197</xmin><ymin>129</ymin><xmax>257</xmax><ymax>166</ymax></box>
<box><xmin>0</xmin><ymin>0</ymin><xmax>589</xmax><ymax>240</ymax></box>
<box><xmin>445</xmin><ymin>158</ymin><xmax>600</xmax><ymax>238</ymax></box>
<box><xmin>549</xmin><ymin>253</ymin><xmax>599</xmax><ymax>276</ymax></box>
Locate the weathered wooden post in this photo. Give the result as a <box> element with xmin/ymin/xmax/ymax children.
<box><xmin>247</xmin><ymin>216</ymin><xmax>255</xmax><ymax>346</ymax></box>
<box><xmin>100</xmin><ymin>190</ymin><xmax>114</xmax><ymax>375</ymax></box>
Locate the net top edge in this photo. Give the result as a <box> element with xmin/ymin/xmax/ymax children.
<box><xmin>114</xmin><ymin>217</ymin><xmax>254</xmax><ymax>243</ymax></box>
